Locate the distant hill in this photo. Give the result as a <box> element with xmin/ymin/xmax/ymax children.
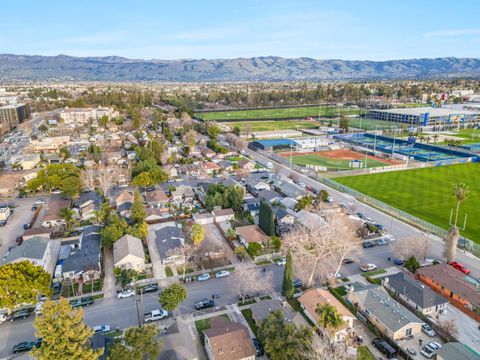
<box><xmin>0</xmin><ymin>54</ymin><xmax>479</xmax><ymax>82</ymax></box>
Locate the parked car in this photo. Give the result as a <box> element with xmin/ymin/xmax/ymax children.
<box><xmin>35</xmin><ymin>302</ymin><xmax>44</xmax><ymax>315</ymax></box>
<box><xmin>0</xmin><ymin>313</ymin><xmax>7</xmax><ymax>323</ymax></box>
<box><xmin>293</xmin><ymin>278</ymin><xmax>303</xmax><ymax>288</ymax></box>
<box><xmin>197</xmin><ymin>273</ymin><xmax>211</xmax><ymax>281</ymax></box>
<box><xmin>52</xmin><ymin>282</ymin><xmax>62</xmax><ymax>296</ymax></box>
<box><xmin>194</xmin><ymin>299</ymin><xmax>215</xmax><ymax>311</ymax></box>
<box><xmin>448</xmin><ymin>261</ymin><xmax>471</xmax><ymax>275</ymax></box>
<box><xmin>15</xmin><ymin>236</ymin><xmax>23</xmax><ymax>245</ymax></box>
<box><xmin>422</xmin><ymin>323</ymin><xmax>436</xmax><ymax>337</ymax></box>
<box><xmin>93</xmin><ymin>325</ymin><xmax>111</xmax><ymax>334</ymax></box>
<box><xmin>421</xmin><ymin>342</ymin><xmax>442</xmax><ymax>358</ymax></box>
<box><xmin>342</xmin><ymin>258</ymin><xmax>355</xmax><ymax>264</ymax></box>
<box><xmin>362</xmin><ymin>240</ymin><xmax>376</xmax><ymax>249</ymax></box>
<box><xmin>215</xmin><ymin>270</ymin><xmax>230</xmax><ymax>278</ymax></box>
<box><xmin>356</xmin><ymin>212</ymin><xmax>365</xmax><ymax>219</ymax></box>
<box><xmin>144</xmin><ymin>309</ymin><xmax>168</xmax><ymax>323</ymax></box>
<box><xmin>34</xmin><ymin>199</ymin><xmax>46</xmax><ymax>205</ymax></box>
<box><xmin>10</xmin><ymin>309</ymin><xmax>32</xmax><ymax>321</ymax></box>
<box><xmin>375</xmin><ymin>238</ymin><xmax>389</xmax><ymax>246</ymax></box>
<box><xmin>360</xmin><ymin>264</ymin><xmax>377</xmax><ymax>272</ymax></box>
<box><xmin>252</xmin><ymin>338</ymin><xmax>264</xmax><ymax>356</ymax></box>
<box><xmin>238</xmin><ymin>294</ymin><xmax>254</xmax><ymax>301</ymax></box>
<box><xmin>12</xmin><ymin>340</ymin><xmax>41</xmax><ymax>354</ymax></box>
<box><xmin>276</xmin><ymin>257</ymin><xmax>286</xmax><ymax>266</ymax></box>
<box><xmin>51</xmin><ymin>189</ymin><xmax>62</xmax><ymax>195</ymax></box>
<box><xmin>394</xmin><ymin>259</ymin><xmax>405</xmax><ymax>266</ymax></box>
<box><xmin>138</xmin><ymin>284</ymin><xmax>159</xmax><ymax>294</ymax></box>
<box><xmin>117</xmin><ymin>289</ymin><xmax>136</xmax><ymax>299</ymax></box>
<box><xmin>70</xmin><ymin>296</ymin><xmax>94</xmax><ymax>308</ymax></box>
<box><xmin>31</xmin><ymin>205</ymin><xmax>38</xmax><ymax>211</ymax></box>
<box><xmin>23</xmin><ymin>222</ymin><xmax>31</xmax><ymax>230</ymax></box>
<box><xmin>327</xmin><ymin>272</ymin><xmax>342</xmax><ymax>279</ymax></box>
<box><xmin>372</xmin><ymin>338</ymin><xmax>396</xmax><ymax>358</ymax></box>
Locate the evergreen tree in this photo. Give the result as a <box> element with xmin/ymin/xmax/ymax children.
<box><xmin>33</xmin><ymin>299</ymin><xmax>102</xmax><ymax>360</ymax></box>
<box><xmin>282</xmin><ymin>251</ymin><xmax>294</xmax><ymax>299</ymax></box>
<box><xmin>108</xmin><ymin>324</ymin><xmax>162</xmax><ymax>360</ymax></box>
<box><xmin>158</xmin><ymin>283</ymin><xmax>187</xmax><ymax>311</ymax></box>
<box><xmin>131</xmin><ymin>189</ymin><xmax>147</xmax><ymax>224</ymax></box>
<box><xmin>259</xmin><ymin>201</ymin><xmax>275</xmax><ymax>236</ymax></box>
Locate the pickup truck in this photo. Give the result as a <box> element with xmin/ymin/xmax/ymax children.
<box><xmin>144</xmin><ymin>309</ymin><xmax>168</xmax><ymax>323</ymax></box>
<box><xmin>70</xmin><ymin>296</ymin><xmax>94</xmax><ymax>308</ymax></box>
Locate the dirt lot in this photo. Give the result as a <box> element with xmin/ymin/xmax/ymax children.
<box><xmin>280</xmin><ymin>148</ymin><xmax>402</xmax><ymax>165</ymax></box>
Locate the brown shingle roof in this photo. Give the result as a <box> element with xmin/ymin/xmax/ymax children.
<box><xmin>417</xmin><ymin>264</ymin><xmax>480</xmax><ymax>307</ymax></box>
<box><xmin>204</xmin><ymin>317</ymin><xmax>255</xmax><ymax>360</ymax></box>
<box><xmin>236</xmin><ymin>225</ymin><xmax>269</xmax><ymax>244</ymax></box>
<box><xmin>144</xmin><ymin>189</ymin><xmax>169</xmax><ymax>203</ymax></box>
<box><xmin>299</xmin><ymin>288</ymin><xmax>353</xmax><ymax>326</ymax></box>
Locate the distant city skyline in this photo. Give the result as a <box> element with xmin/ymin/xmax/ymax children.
<box><xmin>2</xmin><ymin>0</ymin><xmax>480</xmax><ymax>60</ymax></box>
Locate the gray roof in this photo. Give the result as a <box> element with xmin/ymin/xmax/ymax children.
<box><xmin>437</xmin><ymin>342</ymin><xmax>480</xmax><ymax>360</ymax></box>
<box><xmin>3</xmin><ymin>236</ymin><xmax>48</xmax><ymax>263</ymax></box>
<box><xmin>113</xmin><ymin>234</ymin><xmax>145</xmax><ymax>264</ymax></box>
<box><xmin>276</xmin><ymin>181</ymin><xmax>306</xmax><ymax>198</ymax></box>
<box><xmin>155</xmin><ymin>225</ymin><xmax>185</xmax><ymax>260</ymax></box>
<box><xmin>353</xmin><ymin>285</ymin><xmax>423</xmax><ymax>332</ymax></box>
<box><xmin>386</xmin><ymin>272</ymin><xmax>448</xmax><ymax>309</ymax></box>
<box><xmin>259</xmin><ymin>189</ymin><xmax>281</xmax><ymax>202</ymax></box>
<box><xmin>62</xmin><ymin>226</ymin><xmax>101</xmax><ymax>273</ymax></box>
<box><xmin>250</xmin><ymin>299</ymin><xmax>297</xmax><ymax>324</ymax></box>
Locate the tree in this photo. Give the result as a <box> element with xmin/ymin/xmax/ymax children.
<box><xmin>115</xmin><ymin>268</ymin><xmax>139</xmax><ymax>290</ymax></box>
<box><xmin>33</xmin><ymin>298</ymin><xmax>102</xmax><ymax>360</ymax></box>
<box><xmin>100</xmin><ymin>214</ymin><xmax>128</xmax><ymax>248</ymax></box>
<box><xmin>452</xmin><ymin>183</ymin><xmax>470</xmax><ymax>227</ymax></box>
<box><xmin>234</xmin><ymin>245</ymin><xmax>247</xmax><ymax>259</ymax></box>
<box><xmin>207</xmin><ymin>124</ymin><xmax>221</xmax><ymax>140</ymax></box>
<box><xmin>182</xmin><ymin>129</ymin><xmax>197</xmax><ymax>152</ymax></box>
<box><xmin>232</xmin><ymin>269</ymin><xmax>274</xmax><ymax>300</ymax></box>
<box><xmin>339</xmin><ymin>116</ymin><xmax>349</xmax><ymax>133</ymax></box>
<box><xmin>317</xmin><ymin>190</ymin><xmax>330</xmax><ymax>203</ymax></box>
<box><xmin>97</xmin><ymin>166</ymin><xmax>117</xmax><ymax>196</ymax></box>
<box><xmin>259</xmin><ymin>201</ymin><xmax>275</xmax><ymax>236</ymax></box>
<box><xmin>108</xmin><ymin>324</ymin><xmax>162</xmax><ymax>360</ymax></box>
<box><xmin>282</xmin><ymin>250</ymin><xmax>294</xmax><ymax>299</ymax></box>
<box><xmin>59</xmin><ymin>147</ymin><xmax>71</xmax><ymax>160</ymax></box>
<box><xmin>247</xmin><ymin>242</ymin><xmax>262</xmax><ymax>258</ymax></box>
<box><xmin>303</xmin><ymin>336</ymin><xmax>352</xmax><ymax>360</ymax></box>
<box><xmin>131</xmin><ymin>189</ymin><xmax>147</xmax><ymax>224</ymax></box>
<box><xmin>60</xmin><ymin>176</ymin><xmax>82</xmax><ymax>199</ymax></box>
<box><xmin>295</xmin><ymin>195</ymin><xmax>313</xmax><ymax>211</ymax></box>
<box><xmin>99</xmin><ymin>114</ymin><xmax>109</xmax><ymax>129</ymax></box>
<box><xmin>259</xmin><ymin>310</ymin><xmax>312</xmax><ymax>360</ymax></box>
<box><xmin>39</xmin><ymin>123</ymin><xmax>48</xmax><ymax>133</ymax></box>
<box><xmin>133</xmin><ymin>171</ymin><xmax>153</xmax><ymax>188</ymax></box>
<box><xmin>315</xmin><ymin>303</ymin><xmax>344</xmax><ymax>331</ymax></box>
<box><xmin>226</xmin><ymin>228</ymin><xmax>237</xmax><ymax>241</ymax></box>
<box><xmin>59</xmin><ymin>207</ymin><xmax>77</xmax><ymax>232</ymax></box>
<box><xmin>404</xmin><ymin>256</ymin><xmax>420</xmax><ymax>273</ymax></box>
<box><xmin>80</xmin><ymin>168</ymin><xmax>96</xmax><ymax>192</ymax></box>
<box><xmin>444</xmin><ymin>226</ymin><xmax>460</xmax><ymax>262</ymax></box>
<box><xmin>269</xmin><ymin>236</ymin><xmax>281</xmax><ymax>251</ymax></box>
<box><xmin>233</xmin><ymin>126</ymin><xmax>241</xmax><ymax>136</ymax></box>
<box><xmin>283</xmin><ymin>215</ymin><xmax>359</xmax><ymax>287</ymax></box>
<box><xmin>158</xmin><ymin>283</ymin><xmax>187</xmax><ymax>311</ymax></box>
<box><xmin>189</xmin><ymin>223</ymin><xmax>205</xmax><ymax>247</ymax></box>
<box><xmin>393</xmin><ymin>236</ymin><xmax>430</xmax><ymax>261</ymax></box>
<box><xmin>438</xmin><ymin>318</ymin><xmax>458</xmax><ymax>340</ymax></box>
<box><xmin>0</xmin><ymin>261</ymin><xmax>51</xmax><ymax>313</ymax></box>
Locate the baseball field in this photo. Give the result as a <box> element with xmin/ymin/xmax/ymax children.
<box><xmin>335</xmin><ymin>162</ymin><xmax>480</xmax><ymax>242</ymax></box>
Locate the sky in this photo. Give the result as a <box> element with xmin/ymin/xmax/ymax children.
<box><xmin>1</xmin><ymin>0</ymin><xmax>480</xmax><ymax>61</ymax></box>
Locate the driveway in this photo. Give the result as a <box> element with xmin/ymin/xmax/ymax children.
<box><xmin>103</xmin><ymin>247</ymin><xmax>116</xmax><ymax>298</ymax></box>
<box><xmin>437</xmin><ymin>305</ymin><xmax>480</xmax><ymax>352</ymax></box>
<box><xmin>202</xmin><ymin>223</ymin><xmax>240</xmax><ymax>266</ymax></box>
<box><xmin>147</xmin><ymin>223</ymin><xmax>174</xmax><ymax>280</ymax></box>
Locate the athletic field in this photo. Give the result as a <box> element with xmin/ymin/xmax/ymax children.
<box><xmin>317</xmin><ymin>117</ymin><xmax>401</xmax><ymax>131</ymax></box>
<box><xmin>195</xmin><ymin>105</ymin><xmax>362</xmax><ymax>121</ymax></box>
<box><xmin>280</xmin><ymin>149</ymin><xmax>397</xmax><ymax>170</ymax></box>
<box><xmin>223</xmin><ymin>120</ymin><xmax>320</xmax><ymax>132</ymax></box>
<box><xmin>335</xmin><ymin>162</ymin><xmax>480</xmax><ymax>242</ymax></box>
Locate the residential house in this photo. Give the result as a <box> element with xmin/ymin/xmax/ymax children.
<box><xmin>258</xmin><ymin>189</ymin><xmax>281</xmax><ymax>204</ymax></box>
<box><xmin>437</xmin><ymin>342</ymin><xmax>480</xmax><ymax>360</ymax></box>
<box><xmin>117</xmin><ymin>202</ymin><xmax>132</xmax><ymax>218</ymax></box>
<box><xmin>236</xmin><ymin>225</ymin><xmax>269</xmax><ymax>247</ymax></box>
<box><xmin>179</xmin><ymin>164</ymin><xmax>203</xmax><ymax>178</ymax></box>
<box><xmin>2</xmin><ymin>236</ymin><xmax>55</xmax><ymax>275</ymax></box>
<box><xmin>243</xmin><ymin>200</ymin><xmax>260</xmax><ymax>216</ymax></box>
<box><xmin>203</xmin><ymin>162</ymin><xmax>221</xmax><ymax>175</ymax></box>
<box><xmin>193</xmin><ymin>212</ymin><xmax>214</xmax><ymax>225</ymax></box>
<box><xmin>203</xmin><ymin>317</ymin><xmax>255</xmax><ymax>360</ymax></box>
<box><xmin>114</xmin><ymin>190</ymin><xmax>133</xmax><ymax>208</ymax></box>
<box><xmin>212</xmin><ymin>208</ymin><xmax>235</xmax><ymax>222</ymax></box>
<box><xmin>62</xmin><ymin>226</ymin><xmax>102</xmax><ymax>281</ymax></box>
<box><xmin>201</xmin><ymin>147</ymin><xmax>216</xmax><ymax>158</ymax></box>
<box><xmin>279</xmin><ymin>197</ymin><xmax>298</xmax><ymax>210</ymax></box>
<box><xmin>145</xmin><ymin>189</ymin><xmax>169</xmax><ymax>209</ymax></box>
<box><xmin>238</xmin><ymin>159</ymin><xmax>255</xmax><ymax>172</ymax></box>
<box><xmin>217</xmin><ymin>160</ymin><xmax>233</xmax><ymax>172</ymax></box>
<box><xmin>296</xmin><ymin>210</ymin><xmax>326</xmax><ymax>231</ymax></box>
<box><xmin>273</xmin><ymin>207</ymin><xmax>296</xmax><ymax>233</ymax></box>
<box><xmin>299</xmin><ymin>288</ymin><xmax>354</xmax><ymax>342</ymax></box>
<box><xmin>113</xmin><ymin>234</ymin><xmax>146</xmax><ymax>272</ymax></box>
<box><xmin>383</xmin><ymin>271</ymin><xmax>448</xmax><ymax>316</ymax></box>
<box><xmin>417</xmin><ymin>263</ymin><xmax>480</xmax><ymax>321</ymax></box>
<box><xmin>41</xmin><ymin>198</ymin><xmax>71</xmax><ymax>228</ymax></box>
<box><xmin>246</xmin><ymin>177</ymin><xmax>270</xmax><ymax>196</ymax></box>
<box><xmin>250</xmin><ymin>299</ymin><xmax>302</xmax><ymax>326</ymax></box>
<box><xmin>347</xmin><ymin>283</ymin><xmax>423</xmax><ymax>340</ymax></box>
<box><xmin>171</xmin><ymin>185</ymin><xmax>195</xmax><ymax>203</ymax></box>
<box><xmin>163</xmin><ymin>164</ymin><xmax>178</xmax><ymax>179</ymax></box>
<box><xmin>23</xmin><ymin>227</ymin><xmax>51</xmax><ymax>240</ymax></box>
<box><xmin>275</xmin><ymin>181</ymin><xmax>306</xmax><ymax>199</ymax></box>
<box><xmin>20</xmin><ymin>154</ymin><xmax>41</xmax><ymax>170</ymax></box>
<box><xmin>78</xmin><ymin>200</ymin><xmax>96</xmax><ymax>221</ymax></box>
<box><xmin>154</xmin><ymin>224</ymin><xmax>185</xmax><ymax>266</ymax></box>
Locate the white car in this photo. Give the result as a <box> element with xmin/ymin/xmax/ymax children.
<box><xmin>51</xmin><ymin>189</ymin><xmax>62</xmax><ymax>195</ymax></box>
<box><xmin>422</xmin><ymin>323</ymin><xmax>436</xmax><ymax>337</ymax></box>
<box><xmin>117</xmin><ymin>289</ymin><xmax>135</xmax><ymax>299</ymax></box>
<box><xmin>328</xmin><ymin>272</ymin><xmax>342</xmax><ymax>279</ymax></box>
<box><xmin>35</xmin><ymin>302</ymin><xmax>44</xmax><ymax>315</ymax></box>
<box><xmin>215</xmin><ymin>270</ymin><xmax>230</xmax><ymax>278</ymax></box>
<box><xmin>0</xmin><ymin>314</ymin><xmax>7</xmax><ymax>324</ymax></box>
<box><xmin>276</xmin><ymin>258</ymin><xmax>287</xmax><ymax>266</ymax></box>
<box><xmin>197</xmin><ymin>273</ymin><xmax>210</xmax><ymax>281</ymax></box>
<box><xmin>360</xmin><ymin>264</ymin><xmax>377</xmax><ymax>272</ymax></box>
<box><xmin>93</xmin><ymin>325</ymin><xmax>111</xmax><ymax>334</ymax></box>
<box><xmin>34</xmin><ymin>199</ymin><xmax>46</xmax><ymax>205</ymax></box>
<box><xmin>421</xmin><ymin>342</ymin><xmax>442</xmax><ymax>358</ymax></box>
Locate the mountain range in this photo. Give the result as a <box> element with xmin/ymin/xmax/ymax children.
<box><xmin>0</xmin><ymin>54</ymin><xmax>479</xmax><ymax>82</ymax></box>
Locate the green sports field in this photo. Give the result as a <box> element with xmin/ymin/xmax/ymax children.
<box><xmin>317</xmin><ymin>117</ymin><xmax>401</xmax><ymax>131</ymax></box>
<box><xmin>287</xmin><ymin>153</ymin><xmax>389</xmax><ymax>170</ymax></box>
<box><xmin>223</xmin><ymin>120</ymin><xmax>320</xmax><ymax>132</ymax></box>
<box><xmin>195</xmin><ymin>105</ymin><xmax>363</xmax><ymax>121</ymax></box>
<box><xmin>335</xmin><ymin>162</ymin><xmax>480</xmax><ymax>242</ymax></box>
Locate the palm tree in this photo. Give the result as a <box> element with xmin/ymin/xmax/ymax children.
<box><xmin>59</xmin><ymin>207</ymin><xmax>77</xmax><ymax>232</ymax></box>
<box><xmin>433</xmin><ymin>134</ymin><xmax>439</xmax><ymax>144</ymax></box>
<box><xmin>315</xmin><ymin>303</ymin><xmax>344</xmax><ymax>331</ymax></box>
<box><xmin>452</xmin><ymin>183</ymin><xmax>470</xmax><ymax>227</ymax></box>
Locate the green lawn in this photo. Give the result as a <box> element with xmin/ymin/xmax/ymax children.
<box><xmin>195</xmin><ymin>106</ymin><xmax>363</xmax><ymax>121</ymax></box>
<box><xmin>360</xmin><ymin>268</ymin><xmax>387</xmax><ymax>278</ymax></box>
<box><xmin>317</xmin><ymin>117</ymin><xmax>401</xmax><ymax>131</ymax></box>
<box><xmin>222</xmin><ymin>120</ymin><xmax>321</xmax><ymax>132</ymax></box>
<box><xmin>357</xmin><ymin>346</ymin><xmax>376</xmax><ymax>360</ymax></box>
<box><xmin>289</xmin><ymin>153</ymin><xmax>389</xmax><ymax>170</ymax></box>
<box><xmin>241</xmin><ymin>309</ymin><xmax>259</xmax><ymax>337</ymax></box>
<box><xmin>448</xmin><ymin>128</ymin><xmax>480</xmax><ymax>144</ymax></box>
<box><xmin>336</xmin><ymin>163</ymin><xmax>480</xmax><ymax>242</ymax></box>
<box><xmin>194</xmin><ymin>319</ymin><xmax>211</xmax><ymax>346</ymax></box>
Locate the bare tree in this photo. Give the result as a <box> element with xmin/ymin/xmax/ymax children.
<box><xmin>80</xmin><ymin>168</ymin><xmax>96</xmax><ymax>191</ymax></box>
<box><xmin>444</xmin><ymin>226</ymin><xmax>459</xmax><ymax>262</ymax></box>
<box><xmin>243</xmin><ymin>124</ymin><xmax>253</xmax><ymax>138</ymax></box>
<box><xmin>393</xmin><ymin>236</ymin><xmax>430</xmax><ymax>261</ymax></box>
<box><xmin>232</xmin><ymin>269</ymin><xmax>274</xmax><ymax>299</ymax></box>
<box><xmin>303</xmin><ymin>336</ymin><xmax>352</xmax><ymax>360</ymax></box>
<box><xmin>438</xmin><ymin>318</ymin><xmax>458</xmax><ymax>340</ymax></box>
<box><xmin>283</xmin><ymin>214</ymin><xmax>360</xmax><ymax>287</ymax></box>
<box><xmin>97</xmin><ymin>166</ymin><xmax>118</xmax><ymax>196</ymax></box>
<box><xmin>166</xmin><ymin>243</ymin><xmax>198</xmax><ymax>279</ymax></box>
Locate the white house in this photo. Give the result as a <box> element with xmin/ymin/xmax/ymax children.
<box><xmin>113</xmin><ymin>234</ymin><xmax>146</xmax><ymax>272</ymax></box>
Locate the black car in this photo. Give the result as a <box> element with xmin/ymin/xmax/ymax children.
<box><xmin>293</xmin><ymin>278</ymin><xmax>303</xmax><ymax>288</ymax></box>
<box><xmin>12</xmin><ymin>340</ymin><xmax>41</xmax><ymax>353</ymax></box>
<box><xmin>70</xmin><ymin>297</ymin><xmax>94</xmax><ymax>308</ymax></box>
<box><xmin>372</xmin><ymin>338</ymin><xmax>397</xmax><ymax>358</ymax></box>
<box><xmin>0</xmin><ymin>219</ymin><xmax>6</xmax><ymax>227</ymax></box>
<box><xmin>356</xmin><ymin>212</ymin><xmax>365</xmax><ymax>219</ymax></box>
<box><xmin>52</xmin><ymin>282</ymin><xmax>62</xmax><ymax>296</ymax></box>
<box><xmin>238</xmin><ymin>294</ymin><xmax>253</xmax><ymax>301</ymax></box>
<box><xmin>10</xmin><ymin>309</ymin><xmax>32</xmax><ymax>321</ymax></box>
<box><xmin>31</xmin><ymin>205</ymin><xmax>38</xmax><ymax>211</ymax></box>
<box><xmin>138</xmin><ymin>284</ymin><xmax>159</xmax><ymax>294</ymax></box>
<box><xmin>194</xmin><ymin>299</ymin><xmax>215</xmax><ymax>310</ymax></box>
<box><xmin>252</xmin><ymin>338</ymin><xmax>264</xmax><ymax>356</ymax></box>
<box><xmin>362</xmin><ymin>240</ymin><xmax>376</xmax><ymax>249</ymax></box>
<box><xmin>15</xmin><ymin>236</ymin><xmax>23</xmax><ymax>245</ymax></box>
<box><xmin>23</xmin><ymin>222</ymin><xmax>31</xmax><ymax>230</ymax></box>
<box><xmin>342</xmin><ymin>258</ymin><xmax>355</xmax><ymax>264</ymax></box>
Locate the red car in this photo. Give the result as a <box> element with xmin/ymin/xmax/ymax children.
<box><xmin>448</xmin><ymin>261</ymin><xmax>471</xmax><ymax>275</ymax></box>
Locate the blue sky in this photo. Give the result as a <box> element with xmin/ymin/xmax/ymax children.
<box><xmin>1</xmin><ymin>0</ymin><xmax>480</xmax><ymax>60</ymax></box>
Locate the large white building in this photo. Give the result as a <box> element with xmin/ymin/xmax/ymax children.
<box><xmin>59</xmin><ymin>107</ymin><xmax>119</xmax><ymax>125</ymax></box>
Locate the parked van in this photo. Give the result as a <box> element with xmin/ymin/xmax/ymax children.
<box><xmin>372</xmin><ymin>338</ymin><xmax>397</xmax><ymax>358</ymax></box>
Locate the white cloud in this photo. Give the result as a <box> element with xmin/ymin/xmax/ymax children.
<box><xmin>423</xmin><ymin>28</ymin><xmax>480</xmax><ymax>38</ymax></box>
